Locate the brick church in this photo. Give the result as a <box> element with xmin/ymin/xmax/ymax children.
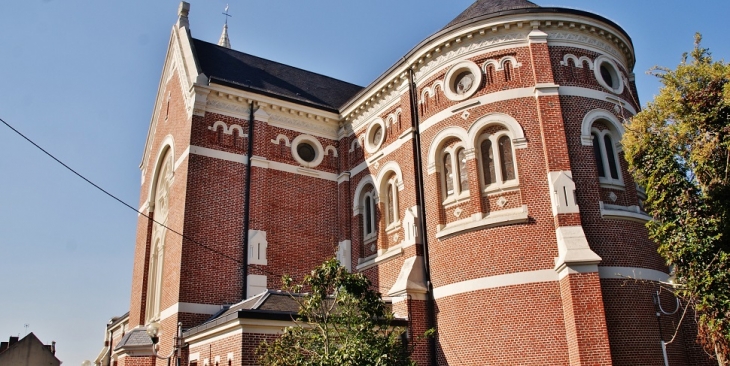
<box><xmin>95</xmin><ymin>0</ymin><xmax>714</xmax><ymax>365</ymax></box>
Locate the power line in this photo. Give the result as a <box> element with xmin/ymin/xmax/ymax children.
<box><xmin>0</xmin><ymin>116</ymin><xmax>390</xmax><ymax>291</ymax></box>
<box><xmin>0</xmin><ymin>116</ymin><xmax>242</xmax><ymax>265</ymax></box>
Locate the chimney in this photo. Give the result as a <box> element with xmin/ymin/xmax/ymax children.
<box><xmin>8</xmin><ymin>337</ymin><xmax>18</xmax><ymax>346</ymax></box>
<box><xmin>0</xmin><ymin>342</ymin><xmax>8</xmax><ymax>353</ymax></box>
<box><xmin>51</xmin><ymin>341</ymin><xmax>56</xmax><ymax>355</ymax></box>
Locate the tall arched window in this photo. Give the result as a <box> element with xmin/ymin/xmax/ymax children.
<box><xmin>503</xmin><ymin>61</ymin><xmax>513</xmax><ymax>82</ymax></box>
<box><xmin>478</xmin><ymin>131</ymin><xmax>518</xmax><ymax>191</ymax></box>
<box><xmin>362</xmin><ymin>188</ymin><xmax>377</xmax><ymax>242</ymax></box>
<box><xmin>146</xmin><ymin>148</ymin><xmax>172</xmax><ymax>323</ymax></box>
<box><xmin>486</xmin><ymin>64</ymin><xmax>496</xmax><ymax>85</ymax></box>
<box><xmin>591</xmin><ymin>124</ymin><xmax>623</xmax><ymax>185</ymax></box>
<box><xmin>440</xmin><ymin>144</ymin><xmax>469</xmax><ymax>203</ymax></box>
<box><xmin>384</xmin><ymin>177</ymin><xmax>399</xmax><ymax>228</ymax></box>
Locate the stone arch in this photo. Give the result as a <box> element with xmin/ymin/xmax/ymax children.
<box><xmin>147</xmin><ymin>135</ymin><xmax>175</xmax><ymax>210</ymax></box>
<box><xmin>427</xmin><ymin>126</ymin><xmax>469</xmax><ymax>174</ymax></box>
<box><xmin>209</xmin><ymin>121</ymin><xmax>228</xmax><ymax>133</ymax></box>
<box><xmin>467</xmin><ymin>113</ymin><xmax>527</xmax><ymax>150</ymax></box>
<box><xmin>376</xmin><ymin>161</ymin><xmax>405</xmax><ymax>193</ymax></box>
<box><xmin>580</xmin><ymin>109</ymin><xmax>625</xmax><ymax>147</ymax></box>
<box><xmin>352</xmin><ymin>175</ymin><xmax>376</xmax><ymax>216</ymax></box>
<box><xmin>271</xmin><ymin>134</ymin><xmax>291</xmax><ymax>147</ymax></box>
<box><xmin>325</xmin><ymin>145</ymin><xmax>338</xmax><ymax>157</ymax></box>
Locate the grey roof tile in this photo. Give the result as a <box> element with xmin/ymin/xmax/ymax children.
<box><xmin>191</xmin><ymin>39</ymin><xmax>363</xmax><ymax>112</ymax></box>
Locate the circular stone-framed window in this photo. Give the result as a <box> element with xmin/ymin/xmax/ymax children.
<box><xmin>365</xmin><ymin>118</ymin><xmax>386</xmax><ymax>153</ymax></box>
<box><xmin>443</xmin><ymin>60</ymin><xmax>482</xmax><ymax>102</ymax></box>
<box><xmin>291</xmin><ymin>134</ymin><xmax>324</xmax><ymax>168</ymax></box>
<box><xmin>593</xmin><ymin>56</ymin><xmax>624</xmax><ymax>94</ymax></box>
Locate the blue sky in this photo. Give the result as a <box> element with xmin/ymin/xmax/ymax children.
<box><xmin>0</xmin><ymin>0</ymin><xmax>728</xmax><ymax>364</ymax></box>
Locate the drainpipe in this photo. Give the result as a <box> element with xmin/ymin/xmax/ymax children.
<box><xmin>242</xmin><ymin>101</ymin><xmax>255</xmax><ymax>300</ymax></box>
<box><xmin>408</xmin><ymin>67</ymin><xmax>437</xmax><ymax>365</ymax></box>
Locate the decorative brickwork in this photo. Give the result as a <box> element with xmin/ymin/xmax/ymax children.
<box><xmin>108</xmin><ymin>2</ymin><xmax>715</xmax><ymax>366</ymax></box>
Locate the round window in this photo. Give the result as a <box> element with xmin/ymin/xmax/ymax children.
<box><xmin>443</xmin><ymin>61</ymin><xmax>482</xmax><ymax>102</ymax></box>
<box><xmin>593</xmin><ymin>56</ymin><xmax>624</xmax><ymax>94</ymax></box>
<box><xmin>372</xmin><ymin>125</ymin><xmax>383</xmax><ymax>146</ymax></box>
<box><xmin>600</xmin><ymin>64</ymin><xmax>615</xmax><ymax>88</ymax></box>
<box><xmin>296</xmin><ymin>142</ymin><xmax>316</xmax><ymax>163</ymax></box>
<box><xmin>454</xmin><ymin>71</ymin><xmax>475</xmax><ymax>95</ymax></box>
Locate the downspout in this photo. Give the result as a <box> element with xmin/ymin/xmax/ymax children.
<box><xmin>408</xmin><ymin>68</ymin><xmax>437</xmax><ymax>365</ymax></box>
<box><xmin>242</xmin><ymin>101</ymin><xmax>255</xmax><ymax>300</ymax></box>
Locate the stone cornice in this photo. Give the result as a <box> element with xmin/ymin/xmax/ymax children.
<box><xmin>341</xmin><ymin>13</ymin><xmax>634</xmax><ymax>131</ymax></box>
<box><xmin>194</xmin><ymin>84</ymin><xmax>340</xmax><ymax>140</ymax></box>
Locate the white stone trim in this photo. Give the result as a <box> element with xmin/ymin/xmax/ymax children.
<box><xmin>599</xmin><ymin>202</ymin><xmax>652</xmax><ymax>223</ymax></box>
<box><xmin>534</xmin><ymin>83</ymin><xmax>560</xmax><ymax>97</ymax></box>
<box><xmin>581</xmin><ymin>108</ymin><xmax>626</xmax><ymax>146</ymax></box>
<box><xmin>159</xmin><ymin>302</ymin><xmax>223</xmax><ymax>321</ymax></box>
<box><xmin>356</xmin><ymin>245</ymin><xmax>404</xmax><ymax>271</ymax></box>
<box><xmin>269</xmin><ymin>160</ymin><xmax>338</xmax><ymax>181</ymax></box>
<box><xmin>174</xmin><ymin>146</ymin><xmax>190</xmax><ymax>171</ymax></box>
<box><xmin>186</xmin><ymin>147</ymin><xmax>338</xmax><ymax>181</ymax></box>
<box><xmin>548</xmin><ymin>171</ymin><xmax>580</xmax><ymax>216</ymax></box>
<box><xmin>436</xmin><ymin>205</ymin><xmax>529</xmax><ymax>239</ymax></box>
<box><xmin>433</xmin><ymin>269</ymin><xmax>558</xmax><ymax>300</ymax></box>
<box><xmin>325</xmin><ymin>145</ymin><xmax>338</xmax><ymax>157</ymax></box>
<box><xmin>443</xmin><ymin>60</ymin><xmax>483</xmax><ymax>102</ymax></box>
<box><xmin>185</xmin><ymin>318</ymin><xmax>291</xmax><ymax>347</ymax></box>
<box><xmin>598</xmin><ymin>266</ymin><xmax>669</xmax><ymax>283</ymax></box>
<box><xmin>271</xmin><ymin>134</ymin><xmax>291</xmax><ymax>147</ymax></box>
<box><xmin>419</xmin><ymin>87</ymin><xmax>533</xmax><ymax>133</ymax></box>
<box><xmin>365</xmin><ymin>118</ymin><xmax>386</xmax><ymax>153</ymax></box>
<box><xmin>388</xmin><ymin>256</ymin><xmax>428</xmax><ymax>297</ymax></box>
<box><xmin>426</xmin><ymin>127</ymin><xmax>470</xmax><ymax>174</ymax></box>
<box><xmin>560</xmin><ymin>86</ymin><xmax>636</xmax><ymax>115</ymax></box>
<box><xmin>145</xmin><ymin>136</ymin><xmax>175</xmax><ymax>207</ymax></box>
<box><xmin>593</xmin><ymin>55</ymin><xmax>625</xmax><ymax>94</ymax></box>
<box><xmin>190</xmin><ymin>145</ymin><xmax>247</xmax><ymax>164</ymax></box>
<box><xmin>560</xmin><ymin>54</ymin><xmax>593</xmax><ymax>69</ymax></box>
<box><xmin>553</xmin><ymin>225</ymin><xmax>602</xmax><ymax>275</ymax></box>
<box><xmin>291</xmin><ymin>134</ymin><xmax>325</xmax><ymax>168</ymax></box>
<box><xmin>352</xmin><ymin>175</ymin><xmax>376</xmax><ymax>215</ymax></box>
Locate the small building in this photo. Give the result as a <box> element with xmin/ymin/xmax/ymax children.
<box><xmin>0</xmin><ymin>333</ymin><xmax>60</xmax><ymax>366</ymax></box>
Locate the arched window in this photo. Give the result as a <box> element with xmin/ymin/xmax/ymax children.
<box><xmin>384</xmin><ymin>177</ymin><xmax>399</xmax><ymax>228</ymax></box>
<box><xmin>147</xmin><ymin>148</ymin><xmax>172</xmax><ymax>322</ymax></box>
<box><xmin>591</xmin><ymin>124</ymin><xmax>623</xmax><ymax>185</ymax></box>
<box><xmin>478</xmin><ymin>131</ymin><xmax>518</xmax><ymax>191</ymax></box>
<box><xmin>362</xmin><ymin>189</ymin><xmax>377</xmax><ymax>242</ymax></box>
<box><xmin>503</xmin><ymin>61</ymin><xmax>513</xmax><ymax>82</ymax></box>
<box><xmin>440</xmin><ymin>144</ymin><xmax>469</xmax><ymax>203</ymax></box>
<box><xmin>486</xmin><ymin>64</ymin><xmax>496</xmax><ymax>85</ymax></box>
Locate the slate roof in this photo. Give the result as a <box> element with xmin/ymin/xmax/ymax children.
<box><xmin>443</xmin><ymin>0</ymin><xmax>540</xmax><ymax>29</ymax></box>
<box><xmin>113</xmin><ymin>328</ymin><xmax>152</xmax><ymax>351</ymax></box>
<box><xmin>191</xmin><ymin>39</ymin><xmax>363</xmax><ymax>112</ymax></box>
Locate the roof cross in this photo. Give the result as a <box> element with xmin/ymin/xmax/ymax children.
<box><xmin>222</xmin><ymin>4</ymin><xmax>232</xmax><ymax>25</ymax></box>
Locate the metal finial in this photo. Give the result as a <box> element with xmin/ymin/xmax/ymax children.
<box><xmin>222</xmin><ymin>4</ymin><xmax>232</xmax><ymax>25</ymax></box>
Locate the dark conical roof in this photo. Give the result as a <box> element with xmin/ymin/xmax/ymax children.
<box><xmin>444</xmin><ymin>0</ymin><xmax>540</xmax><ymax>29</ymax></box>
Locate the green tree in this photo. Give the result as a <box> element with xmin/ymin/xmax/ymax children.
<box><xmin>623</xmin><ymin>34</ymin><xmax>730</xmax><ymax>364</ymax></box>
<box><xmin>257</xmin><ymin>258</ymin><xmax>414</xmax><ymax>366</ymax></box>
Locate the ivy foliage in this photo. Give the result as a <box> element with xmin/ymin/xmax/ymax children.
<box><xmin>257</xmin><ymin>258</ymin><xmax>414</xmax><ymax>366</ymax></box>
<box><xmin>623</xmin><ymin>34</ymin><xmax>730</xmax><ymax>360</ymax></box>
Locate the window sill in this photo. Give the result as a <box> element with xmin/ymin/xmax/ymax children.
<box><xmin>442</xmin><ymin>193</ymin><xmax>470</xmax><ymax>208</ymax></box>
<box><xmin>356</xmin><ymin>245</ymin><xmax>404</xmax><ymax>271</ymax></box>
<box><xmin>436</xmin><ymin>205</ymin><xmax>529</xmax><ymax>240</ymax></box>
<box><xmin>483</xmin><ymin>182</ymin><xmax>519</xmax><ymax>195</ymax></box>
<box><xmin>363</xmin><ymin>234</ymin><xmax>377</xmax><ymax>246</ymax></box>
<box><xmin>386</xmin><ymin>222</ymin><xmax>401</xmax><ymax>234</ymax></box>
<box><xmin>599</xmin><ymin>202</ymin><xmax>651</xmax><ymax>223</ymax></box>
<box><xmin>599</xmin><ymin>180</ymin><xmax>625</xmax><ymax>191</ymax></box>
